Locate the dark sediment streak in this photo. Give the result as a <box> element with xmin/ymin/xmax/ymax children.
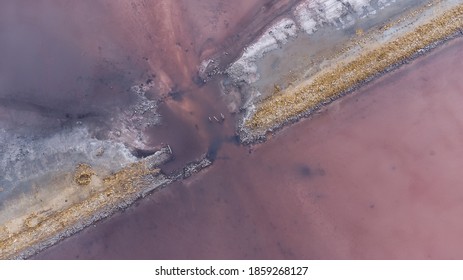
<box><xmin>1</xmin><ymin>0</ymin><xmax>284</xmax><ymax>258</ymax></box>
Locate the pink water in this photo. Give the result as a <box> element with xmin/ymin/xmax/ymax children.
<box><xmin>36</xmin><ymin>37</ymin><xmax>463</xmax><ymax>259</ymax></box>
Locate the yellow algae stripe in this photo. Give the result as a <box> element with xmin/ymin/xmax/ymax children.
<box><xmin>247</xmin><ymin>4</ymin><xmax>463</xmax><ymax>131</ymax></box>
<box><xmin>0</xmin><ymin>162</ymin><xmax>162</xmax><ymax>259</ymax></box>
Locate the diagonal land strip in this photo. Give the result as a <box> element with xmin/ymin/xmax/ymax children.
<box><xmin>0</xmin><ymin>159</ymin><xmax>166</xmax><ymax>259</ymax></box>
<box><xmin>246</xmin><ymin>3</ymin><xmax>463</xmax><ymax>132</ymax></box>
<box><xmin>0</xmin><ymin>146</ymin><xmax>210</xmax><ymax>259</ymax></box>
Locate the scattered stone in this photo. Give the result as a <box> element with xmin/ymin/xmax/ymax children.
<box><xmin>95</xmin><ymin>147</ymin><xmax>105</xmax><ymax>157</ymax></box>
<box><xmin>181</xmin><ymin>157</ymin><xmax>212</xmax><ymax>179</ymax></box>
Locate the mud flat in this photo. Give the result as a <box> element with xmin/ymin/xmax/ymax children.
<box><xmin>218</xmin><ymin>0</ymin><xmax>463</xmax><ymax>143</ymax></box>
<box><xmin>37</xmin><ymin>37</ymin><xmax>463</xmax><ymax>259</ymax></box>
<box><xmin>0</xmin><ymin>0</ymin><xmax>283</xmax><ymax>258</ymax></box>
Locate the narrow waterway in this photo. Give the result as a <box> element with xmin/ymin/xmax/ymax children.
<box><xmin>0</xmin><ymin>0</ymin><xmax>299</xmax><ymax>257</ymax></box>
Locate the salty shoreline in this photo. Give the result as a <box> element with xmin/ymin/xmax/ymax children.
<box><xmin>214</xmin><ymin>0</ymin><xmax>463</xmax><ymax>143</ymax></box>
<box><xmin>0</xmin><ymin>147</ymin><xmax>212</xmax><ymax>259</ymax></box>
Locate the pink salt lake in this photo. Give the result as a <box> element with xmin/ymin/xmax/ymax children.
<box><xmin>37</xmin><ymin>37</ymin><xmax>463</xmax><ymax>259</ymax></box>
